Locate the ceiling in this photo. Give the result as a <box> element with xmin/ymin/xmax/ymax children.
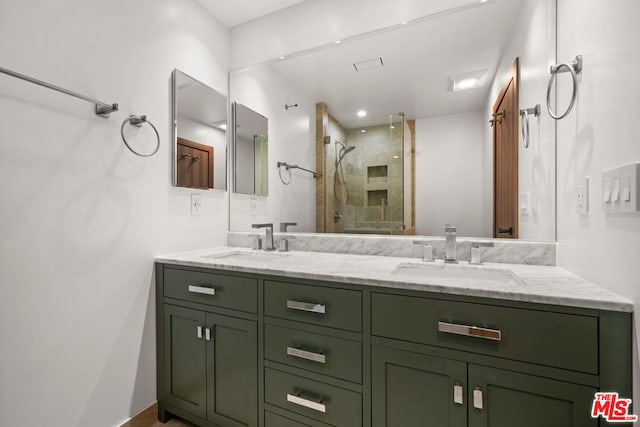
<box><xmin>253</xmin><ymin>0</ymin><xmax>522</xmax><ymax>125</ymax></box>
<box><xmin>194</xmin><ymin>0</ymin><xmax>305</xmax><ymax>28</ymax></box>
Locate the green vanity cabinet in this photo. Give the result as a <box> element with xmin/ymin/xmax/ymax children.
<box><xmin>157</xmin><ymin>265</ymin><xmax>259</xmax><ymax>427</ymax></box>
<box><xmin>156</xmin><ymin>263</ymin><xmax>632</xmax><ymax>427</ymax></box>
<box><xmin>372</xmin><ymin>346</ymin><xmax>467</xmax><ymax>427</ymax></box>
<box><xmin>371</xmin><ymin>345</ymin><xmax>597</xmax><ymax>427</ymax></box>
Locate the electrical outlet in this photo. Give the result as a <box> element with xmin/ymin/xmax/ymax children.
<box><xmin>577</xmin><ymin>177</ymin><xmax>589</xmax><ymax>214</ymax></box>
<box><xmin>191</xmin><ymin>194</ymin><xmax>202</xmax><ymax>216</ymax></box>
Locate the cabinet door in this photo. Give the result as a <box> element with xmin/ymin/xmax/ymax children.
<box><xmin>163</xmin><ymin>305</ymin><xmax>207</xmax><ymax>419</ymax></box>
<box><xmin>372</xmin><ymin>346</ymin><xmax>467</xmax><ymax>427</ymax></box>
<box><xmin>468</xmin><ymin>365</ymin><xmax>597</xmax><ymax>427</ymax></box>
<box><xmin>206</xmin><ymin>313</ymin><xmax>258</xmax><ymax>427</ymax></box>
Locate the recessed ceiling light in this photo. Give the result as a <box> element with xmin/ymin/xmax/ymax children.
<box><xmin>334</xmin><ymin>40</ymin><xmax>341</xmax><ymax>44</ymax></box>
<box><xmin>400</xmin><ymin>21</ymin><xmax>408</xmax><ymax>25</ymax></box>
<box><xmin>357</xmin><ymin>110</ymin><xmax>367</xmax><ymax>117</ymax></box>
<box><xmin>393</xmin><ymin>155</ymin><xmax>400</xmax><ymax>159</ymax></box>
<box><xmin>361</xmin><ymin>129</ymin><xmax>367</xmax><ymax>133</ymax></box>
<box><xmin>449</xmin><ymin>69</ymin><xmax>488</xmax><ymax>92</ymax></box>
<box><xmin>390</xmin><ymin>125</ymin><xmax>395</xmax><ymax>129</ymax></box>
<box><xmin>480</xmin><ymin>0</ymin><xmax>488</xmax><ymax>3</ymax></box>
<box><xmin>279</xmin><ymin>56</ymin><xmax>285</xmax><ymax>60</ymax></box>
<box><xmin>219</xmin><ymin>123</ymin><xmax>227</xmax><ymax>130</ymax></box>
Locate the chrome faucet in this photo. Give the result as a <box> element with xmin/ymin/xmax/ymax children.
<box><xmin>445</xmin><ymin>224</ymin><xmax>457</xmax><ymax>263</ymax></box>
<box><xmin>251</xmin><ymin>223</ymin><xmax>275</xmax><ymax>251</ymax></box>
<box><xmin>280</xmin><ymin>222</ymin><xmax>297</xmax><ymax>232</ymax></box>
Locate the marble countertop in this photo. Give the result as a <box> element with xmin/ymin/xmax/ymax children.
<box><xmin>155</xmin><ymin>247</ymin><xmax>633</xmax><ymax>312</ymax></box>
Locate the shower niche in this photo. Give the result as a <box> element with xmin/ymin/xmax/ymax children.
<box><xmin>317</xmin><ymin>103</ymin><xmax>414</xmax><ymax>235</ymax></box>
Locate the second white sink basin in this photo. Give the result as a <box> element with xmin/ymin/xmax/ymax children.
<box><xmin>392</xmin><ymin>262</ymin><xmax>523</xmax><ymax>285</ymax></box>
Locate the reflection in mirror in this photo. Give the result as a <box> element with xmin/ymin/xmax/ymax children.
<box><xmin>172</xmin><ymin>69</ymin><xmax>227</xmax><ymax>190</ymax></box>
<box><xmin>233</xmin><ymin>102</ymin><xmax>269</xmax><ymax>196</ymax></box>
<box><xmin>229</xmin><ymin>0</ymin><xmax>556</xmax><ymax>241</ymax></box>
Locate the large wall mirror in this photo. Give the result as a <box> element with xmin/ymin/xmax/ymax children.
<box><xmin>229</xmin><ymin>0</ymin><xmax>556</xmax><ymax>241</ymax></box>
<box><xmin>232</xmin><ymin>102</ymin><xmax>269</xmax><ymax>196</ymax></box>
<box><xmin>172</xmin><ymin>69</ymin><xmax>227</xmax><ymax>190</ymax></box>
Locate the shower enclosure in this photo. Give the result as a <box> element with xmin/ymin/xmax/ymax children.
<box><xmin>318</xmin><ymin>105</ymin><xmax>414</xmax><ymax>234</ymax></box>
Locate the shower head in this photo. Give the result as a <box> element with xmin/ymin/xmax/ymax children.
<box><xmin>343</xmin><ymin>145</ymin><xmax>356</xmax><ymax>155</ymax></box>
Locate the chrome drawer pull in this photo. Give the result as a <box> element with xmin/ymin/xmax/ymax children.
<box><xmin>286</xmin><ymin>300</ymin><xmax>326</xmax><ymax>314</ymax></box>
<box><xmin>188</xmin><ymin>285</ymin><xmax>216</xmax><ymax>296</ymax></box>
<box><xmin>286</xmin><ymin>347</ymin><xmax>326</xmax><ymax>364</ymax></box>
<box><xmin>286</xmin><ymin>393</ymin><xmax>326</xmax><ymax>413</ymax></box>
<box><xmin>453</xmin><ymin>384</ymin><xmax>464</xmax><ymax>405</ymax></box>
<box><xmin>438</xmin><ymin>321</ymin><xmax>502</xmax><ymax>341</ymax></box>
<box><xmin>197</xmin><ymin>326</ymin><xmax>203</xmax><ymax>339</ymax></box>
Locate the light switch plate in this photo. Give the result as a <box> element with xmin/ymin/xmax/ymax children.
<box><xmin>602</xmin><ymin>162</ymin><xmax>640</xmax><ymax>214</ymax></box>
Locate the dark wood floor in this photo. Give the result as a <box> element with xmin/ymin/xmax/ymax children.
<box><xmin>120</xmin><ymin>404</ymin><xmax>197</xmax><ymax>427</ymax></box>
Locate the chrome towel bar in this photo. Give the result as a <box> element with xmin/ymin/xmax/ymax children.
<box><xmin>0</xmin><ymin>65</ymin><xmax>119</xmax><ymax>117</ymax></box>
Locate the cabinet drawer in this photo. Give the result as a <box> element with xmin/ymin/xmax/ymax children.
<box><xmin>164</xmin><ymin>268</ymin><xmax>257</xmax><ymax>313</ymax></box>
<box><xmin>265</xmin><ymin>324</ymin><xmax>362</xmax><ymax>383</ymax></box>
<box><xmin>264</xmin><ymin>281</ymin><xmax>362</xmax><ymax>332</ymax></box>
<box><xmin>265</xmin><ymin>411</ymin><xmax>331</xmax><ymax>427</ymax></box>
<box><xmin>371</xmin><ymin>293</ymin><xmax>598</xmax><ymax>374</ymax></box>
<box><xmin>265</xmin><ymin>368</ymin><xmax>362</xmax><ymax>426</ymax></box>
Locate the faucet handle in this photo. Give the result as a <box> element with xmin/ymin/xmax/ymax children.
<box><xmin>249</xmin><ymin>234</ymin><xmax>263</xmax><ymax>250</ymax></box>
<box><xmin>469</xmin><ymin>241</ymin><xmax>494</xmax><ymax>265</ymax></box>
<box><xmin>280</xmin><ymin>222</ymin><xmax>297</xmax><ymax>232</ymax></box>
<box><xmin>413</xmin><ymin>240</ymin><xmax>434</xmax><ymax>262</ymax></box>
<box><xmin>278</xmin><ymin>235</ymin><xmax>296</xmax><ymax>252</ymax></box>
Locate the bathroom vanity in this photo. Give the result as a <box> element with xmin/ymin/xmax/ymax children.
<box><xmin>155</xmin><ymin>248</ymin><xmax>632</xmax><ymax>427</ymax></box>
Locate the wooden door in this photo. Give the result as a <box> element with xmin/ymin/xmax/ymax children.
<box><xmin>372</xmin><ymin>345</ymin><xmax>467</xmax><ymax>427</ymax></box>
<box><xmin>206</xmin><ymin>313</ymin><xmax>258</xmax><ymax>427</ymax></box>
<box><xmin>468</xmin><ymin>365</ymin><xmax>597</xmax><ymax>427</ymax></box>
<box><xmin>177</xmin><ymin>137</ymin><xmax>214</xmax><ymax>189</ymax></box>
<box><xmin>493</xmin><ymin>58</ymin><xmax>519</xmax><ymax>238</ymax></box>
<box><xmin>163</xmin><ymin>305</ymin><xmax>207</xmax><ymax>419</ymax></box>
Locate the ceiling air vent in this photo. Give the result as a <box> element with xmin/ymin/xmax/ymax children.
<box><xmin>353</xmin><ymin>57</ymin><xmax>384</xmax><ymax>72</ymax></box>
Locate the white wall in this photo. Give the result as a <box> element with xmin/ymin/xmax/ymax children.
<box><xmin>178</xmin><ymin>117</ymin><xmax>227</xmax><ymax>189</ymax></box>
<box><xmin>482</xmin><ymin>0</ymin><xmax>556</xmax><ymax>241</ymax></box>
<box><xmin>0</xmin><ymin>1</ymin><xmax>228</xmax><ymax>426</ymax></box>
<box><xmin>229</xmin><ymin>65</ymin><xmax>316</xmax><ymax>232</ymax></box>
<box><xmin>415</xmin><ymin>111</ymin><xmax>484</xmax><ymax>237</ymax></box>
<box><xmin>556</xmin><ymin>0</ymin><xmax>640</xmax><ymax>403</ymax></box>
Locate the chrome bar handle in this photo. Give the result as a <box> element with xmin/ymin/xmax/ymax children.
<box><xmin>188</xmin><ymin>285</ymin><xmax>216</xmax><ymax>296</ymax></box>
<box><xmin>453</xmin><ymin>384</ymin><xmax>464</xmax><ymax>405</ymax></box>
<box><xmin>197</xmin><ymin>326</ymin><xmax>203</xmax><ymax>339</ymax></box>
<box><xmin>287</xmin><ymin>300</ymin><xmax>326</xmax><ymax>314</ymax></box>
<box><xmin>286</xmin><ymin>393</ymin><xmax>326</xmax><ymax>413</ymax></box>
<box><xmin>473</xmin><ymin>388</ymin><xmax>484</xmax><ymax>410</ymax></box>
<box><xmin>438</xmin><ymin>321</ymin><xmax>502</xmax><ymax>341</ymax></box>
<box><xmin>205</xmin><ymin>328</ymin><xmax>211</xmax><ymax>341</ymax></box>
<box><xmin>287</xmin><ymin>347</ymin><xmax>326</xmax><ymax>364</ymax></box>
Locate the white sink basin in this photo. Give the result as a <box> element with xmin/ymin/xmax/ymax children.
<box><xmin>202</xmin><ymin>250</ymin><xmax>289</xmax><ymax>263</ymax></box>
<box><xmin>392</xmin><ymin>262</ymin><xmax>523</xmax><ymax>285</ymax></box>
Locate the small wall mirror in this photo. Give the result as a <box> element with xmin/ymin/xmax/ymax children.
<box><xmin>172</xmin><ymin>69</ymin><xmax>227</xmax><ymax>190</ymax></box>
<box><xmin>232</xmin><ymin>102</ymin><xmax>269</xmax><ymax>196</ymax></box>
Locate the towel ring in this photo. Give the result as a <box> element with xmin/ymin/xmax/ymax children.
<box><xmin>121</xmin><ymin>115</ymin><xmax>160</xmax><ymax>157</ymax></box>
<box><xmin>520</xmin><ymin>104</ymin><xmax>540</xmax><ymax>149</ymax></box>
<box><xmin>546</xmin><ymin>55</ymin><xmax>582</xmax><ymax>120</ymax></box>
